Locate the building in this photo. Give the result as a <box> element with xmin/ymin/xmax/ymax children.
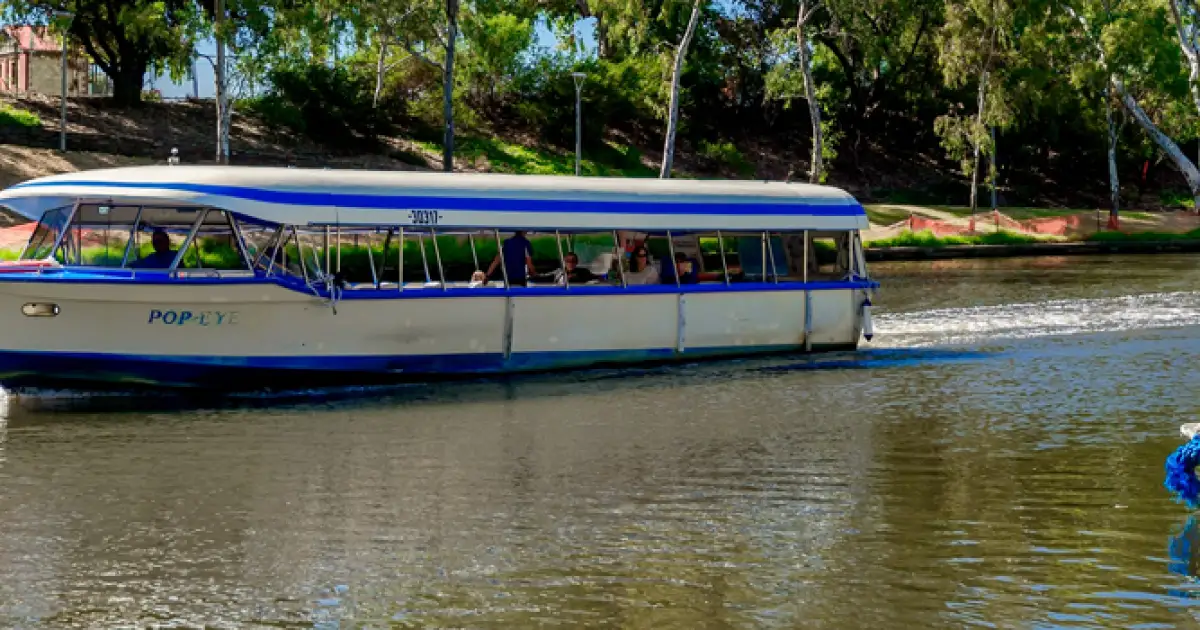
<box><xmin>0</xmin><ymin>25</ymin><xmax>92</xmax><ymax>95</ymax></box>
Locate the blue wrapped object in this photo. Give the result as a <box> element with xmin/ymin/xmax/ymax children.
<box><xmin>1166</xmin><ymin>434</ymin><xmax>1200</xmax><ymax>508</ymax></box>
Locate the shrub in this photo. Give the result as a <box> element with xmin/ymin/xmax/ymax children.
<box><xmin>697</xmin><ymin>140</ymin><xmax>753</xmax><ymax>176</ymax></box>
<box><xmin>255</xmin><ymin>62</ymin><xmax>390</xmax><ymax>148</ymax></box>
<box><xmin>865</xmin><ymin>229</ymin><xmax>1044</xmax><ymax>248</ymax></box>
<box><xmin>0</xmin><ymin>104</ymin><xmax>40</xmax><ymax>128</ymax></box>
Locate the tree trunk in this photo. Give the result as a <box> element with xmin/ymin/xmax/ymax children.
<box><xmin>660</xmin><ymin>0</ymin><xmax>703</xmax><ymax>179</ymax></box>
<box><xmin>596</xmin><ymin>16</ymin><xmax>610</xmax><ymax>59</ymax></box>
<box><xmin>1112</xmin><ymin>75</ymin><xmax>1200</xmax><ymax>209</ymax></box>
<box><xmin>215</xmin><ymin>0</ymin><xmax>227</xmax><ymax>164</ymax></box>
<box><xmin>220</xmin><ymin>100</ymin><xmax>233</xmax><ymax>164</ymax></box>
<box><xmin>1105</xmin><ymin>86</ymin><xmax>1119</xmax><ymax>221</ymax></box>
<box><xmin>1168</xmin><ymin>0</ymin><xmax>1200</xmax><ymax>116</ymax></box>
<box><xmin>442</xmin><ymin>0</ymin><xmax>458</xmax><ymax>172</ymax></box>
<box><xmin>797</xmin><ymin>0</ymin><xmax>823</xmax><ymax>183</ymax></box>
<box><xmin>970</xmin><ymin>69</ymin><xmax>988</xmax><ymax>212</ymax></box>
<box><xmin>110</xmin><ymin>62</ymin><xmax>145</xmax><ymax>106</ymax></box>
<box><xmin>990</xmin><ymin>126</ymin><xmax>997</xmax><ymax>210</ymax></box>
<box><xmin>374</xmin><ymin>39</ymin><xmax>388</xmax><ymax>109</ymax></box>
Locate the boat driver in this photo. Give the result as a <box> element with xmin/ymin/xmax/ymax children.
<box><xmin>131</xmin><ymin>228</ymin><xmax>178</xmax><ymax>269</ymax></box>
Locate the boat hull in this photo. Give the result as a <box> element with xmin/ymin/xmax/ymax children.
<box><xmin>0</xmin><ymin>278</ymin><xmax>871</xmax><ymax>391</ymax></box>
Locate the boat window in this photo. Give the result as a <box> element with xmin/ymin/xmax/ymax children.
<box><xmin>527</xmin><ymin>231</ymin><xmax>617</xmax><ymax>287</ymax></box>
<box><xmin>806</xmin><ymin>232</ymin><xmax>852</xmax><ymax>279</ymax></box>
<box><xmin>254</xmin><ymin>226</ymin><xmax>323</xmax><ymax>282</ymax></box>
<box><xmin>51</xmin><ymin>204</ymin><xmax>140</xmax><ymax>266</ymax></box>
<box><xmin>21</xmin><ymin>205</ymin><xmax>71</xmax><ymax>261</ymax></box>
<box><xmin>179</xmin><ymin>210</ymin><xmax>252</xmax><ymax>271</ymax></box>
<box><xmin>336</xmin><ymin>227</ymin><xmax>402</xmax><ymax>289</ymax></box>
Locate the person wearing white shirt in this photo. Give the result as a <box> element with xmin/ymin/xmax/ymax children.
<box><xmin>624</xmin><ymin>246</ymin><xmax>659</xmax><ymax>285</ymax></box>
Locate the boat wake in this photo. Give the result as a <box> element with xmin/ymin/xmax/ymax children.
<box><xmin>870</xmin><ymin>290</ymin><xmax>1200</xmax><ymax>348</ymax></box>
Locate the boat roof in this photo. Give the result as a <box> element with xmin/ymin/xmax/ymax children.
<box><xmin>0</xmin><ymin>165</ymin><xmax>869</xmax><ymax>231</ymax></box>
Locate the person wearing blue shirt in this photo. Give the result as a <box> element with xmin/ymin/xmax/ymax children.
<box><xmin>130</xmin><ymin>228</ymin><xmax>177</xmax><ymax>269</ymax></box>
<box><xmin>485</xmin><ymin>230</ymin><xmax>535</xmax><ymax>286</ymax></box>
<box><xmin>660</xmin><ymin>251</ymin><xmax>699</xmax><ymax>284</ymax></box>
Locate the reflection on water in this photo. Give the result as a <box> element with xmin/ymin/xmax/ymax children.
<box><xmin>1</xmin><ymin>254</ymin><xmax>1200</xmax><ymax>627</ymax></box>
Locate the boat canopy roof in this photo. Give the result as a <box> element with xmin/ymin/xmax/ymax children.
<box><xmin>0</xmin><ymin>165</ymin><xmax>868</xmax><ymax>231</ymax></box>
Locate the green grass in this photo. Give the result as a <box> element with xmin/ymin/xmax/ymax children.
<box><xmin>416</xmin><ymin>136</ymin><xmax>657</xmax><ymax>177</ymax></box>
<box><xmin>1085</xmin><ymin>228</ymin><xmax>1200</xmax><ymax>242</ymax></box>
<box><xmin>865</xmin><ymin>229</ymin><xmax>1046</xmax><ymax>248</ymax></box>
<box><xmin>0</xmin><ymin>104</ymin><xmax>40</xmax><ymax>128</ymax></box>
<box><xmin>1159</xmin><ymin>191</ymin><xmax>1193</xmax><ymax>208</ymax></box>
<box><xmin>863</xmin><ymin>205</ymin><xmax>913</xmax><ymax>226</ymax></box>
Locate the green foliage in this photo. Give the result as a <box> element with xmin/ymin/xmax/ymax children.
<box><xmin>253</xmin><ymin>61</ymin><xmax>390</xmax><ymax>147</ymax></box>
<box><xmin>697</xmin><ymin>140</ymin><xmax>753</xmax><ymax>175</ymax></box>
<box><xmin>416</xmin><ymin>136</ymin><xmax>655</xmax><ymax>176</ymax></box>
<box><xmin>460</xmin><ymin>10</ymin><xmax>535</xmax><ymax>104</ymax></box>
<box><xmin>865</xmin><ymin>229</ymin><xmax>1046</xmax><ymax>247</ymax></box>
<box><xmin>5</xmin><ymin>0</ymin><xmax>205</xmax><ymax>105</ymax></box>
<box><xmin>1085</xmin><ymin>227</ymin><xmax>1200</xmax><ymax>242</ymax></box>
<box><xmin>0</xmin><ymin>104</ymin><xmax>40</xmax><ymax>128</ymax></box>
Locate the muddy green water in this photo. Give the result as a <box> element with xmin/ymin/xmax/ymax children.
<box><xmin>2</xmin><ymin>254</ymin><xmax>1200</xmax><ymax>628</ymax></box>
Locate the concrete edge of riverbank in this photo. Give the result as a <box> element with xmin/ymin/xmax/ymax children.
<box><xmin>864</xmin><ymin>239</ymin><xmax>1200</xmax><ymax>261</ymax></box>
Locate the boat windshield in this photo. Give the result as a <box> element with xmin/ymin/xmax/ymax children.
<box><xmin>21</xmin><ymin>204</ymin><xmax>72</xmax><ymax>260</ymax></box>
<box><xmin>19</xmin><ymin>204</ymin><xmax>253</xmax><ymax>273</ymax></box>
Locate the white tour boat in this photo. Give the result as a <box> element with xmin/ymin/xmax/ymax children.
<box><xmin>0</xmin><ymin>165</ymin><xmax>877</xmax><ymax>390</ymax></box>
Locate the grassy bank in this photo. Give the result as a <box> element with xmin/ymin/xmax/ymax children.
<box><xmin>864</xmin><ymin>228</ymin><xmax>1200</xmax><ymax>249</ymax></box>
<box><xmin>865</xmin><ymin>230</ymin><xmax>1051</xmax><ymax>248</ymax></box>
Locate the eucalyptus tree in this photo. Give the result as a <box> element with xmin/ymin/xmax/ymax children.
<box><xmin>396</xmin><ymin>0</ymin><xmax>462</xmax><ymax>171</ymax></box>
<box><xmin>1068</xmin><ymin>0</ymin><xmax>1200</xmax><ymax>209</ymax></box>
<box><xmin>661</xmin><ymin>0</ymin><xmax>706</xmax><ymax>178</ymax></box>
<box><xmin>934</xmin><ymin>0</ymin><xmax>1019</xmax><ymax>212</ymax></box>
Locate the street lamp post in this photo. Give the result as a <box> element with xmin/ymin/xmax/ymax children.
<box><xmin>571</xmin><ymin>72</ymin><xmax>586</xmax><ymax>176</ymax></box>
<box><xmin>54</xmin><ymin>10</ymin><xmax>74</xmax><ymax>153</ymax></box>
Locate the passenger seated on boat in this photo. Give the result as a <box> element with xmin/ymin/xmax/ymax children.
<box><xmin>485</xmin><ymin>230</ymin><xmax>535</xmax><ymax>287</ymax></box>
<box><xmin>624</xmin><ymin>246</ymin><xmax>658</xmax><ymax>285</ymax></box>
<box><xmin>130</xmin><ymin>228</ymin><xmax>177</xmax><ymax>269</ymax></box>
<box><xmin>531</xmin><ymin>252</ymin><xmax>600</xmax><ymax>285</ymax></box>
<box><xmin>660</xmin><ymin>251</ymin><xmax>700</xmax><ymax>284</ymax></box>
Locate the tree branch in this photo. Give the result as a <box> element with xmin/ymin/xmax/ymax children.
<box><xmin>1170</xmin><ymin>0</ymin><xmax>1200</xmax><ymax>64</ymax></box>
<box><xmin>402</xmin><ymin>41</ymin><xmax>444</xmax><ymax>71</ymax></box>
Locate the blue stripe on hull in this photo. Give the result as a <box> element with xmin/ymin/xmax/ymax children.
<box><xmin>0</xmin><ymin>345</ymin><xmax>857</xmax><ymax>391</ymax></box>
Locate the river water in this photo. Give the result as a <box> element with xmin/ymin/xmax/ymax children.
<box><xmin>2</xmin><ymin>254</ymin><xmax>1200</xmax><ymax>628</ymax></box>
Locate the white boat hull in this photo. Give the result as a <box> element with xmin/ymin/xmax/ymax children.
<box><xmin>0</xmin><ymin>279</ymin><xmax>869</xmax><ymax>390</ymax></box>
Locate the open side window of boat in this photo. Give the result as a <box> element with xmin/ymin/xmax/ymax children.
<box><xmin>20</xmin><ymin>204</ymin><xmax>72</xmax><ymax>261</ymax></box>
<box><xmin>804</xmin><ymin>231</ymin><xmax>858</xmax><ymax>280</ymax></box>
<box><xmin>250</xmin><ymin>224</ymin><xmax>327</xmax><ymax>286</ymax></box>
<box><xmin>167</xmin><ymin>209</ymin><xmax>256</xmax><ymax>277</ymax></box>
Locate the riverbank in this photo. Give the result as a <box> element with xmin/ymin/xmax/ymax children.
<box><xmin>865</xmin><ymin>238</ymin><xmax>1200</xmax><ymax>261</ymax></box>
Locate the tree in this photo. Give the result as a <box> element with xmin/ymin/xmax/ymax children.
<box><xmin>661</xmin><ymin>0</ymin><xmax>705</xmax><ymax>178</ymax></box>
<box><xmin>1069</xmin><ymin>0</ymin><xmax>1200</xmax><ymax>209</ymax></box>
<box><xmin>460</xmin><ymin>10</ymin><xmax>535</xmax><ymax>107</ymax></box>
<box><xmin>1168</xmin><ymin>0</ymin><xmax>1200</xmax><ymax>117</ymax></box>
<box><xmin>4</xmin><ymin>0</ymin><xmax>203</xmax><ymax>106</ymax></box>
<box><xmin>399</xmin><ymin>0</ymin><xmax>461</xmax><ymax>172</ymax></box>
<box><xmin>198</xmin><ymin>0</ymin><xmax>294</xmax><ymax>162</ymax></box>
<box><xmin>812</xmin><ymin>0</ymin><xmax>942</xmax><ymax>161</ymax></box>
<box><xmin>766</xmin><ymin>0</ymin><xmax>828</xmax><ymax>183</ymax></box>
<box><xmin>934</xmin><ymin>0</ymin><xmax>1016</xmax><ymax>212</ymax></box>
